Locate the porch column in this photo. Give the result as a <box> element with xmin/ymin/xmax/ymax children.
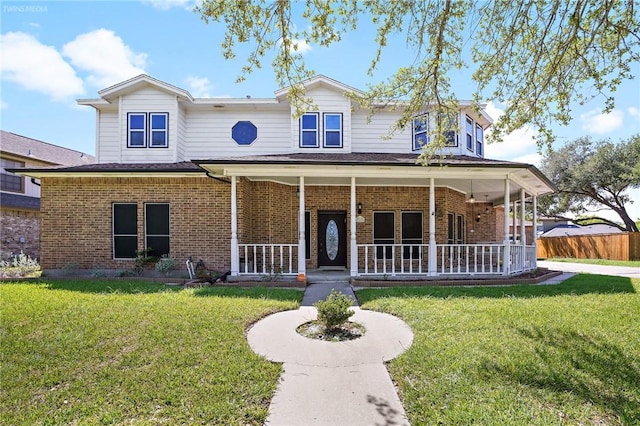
<box><xmin>512</xmin><ymin>198</ymin><xmax>518</xmax><ymax>243</ymax></box>
<box><xmin>428</xmin><ymin>177</ymin><xmax>437</xmax><ymax>276</ymax></box>
<box><xmin>298</xmin><ymin>176</ymin><xmax>306</xmax><ymax>278</ymax></box>
<box><xmin>350</xmin><ymin>177</ymin><xmax>358</xmax><ymax>276</ymax></box>
<box><xmin>532</xmin><ymin>194</ymin><xmax>538</xmax><ymax>269</ymax></box>
<box><xmin>520</xmin><ymin>188</ymin><xmax>526</xmax><ymax>271</ymax></box>
<box><xmin>503</xmin><ymin>178</ymin><xmax>510</xmax><ymax>276</ymax></box>
<box><xmin>230</xmin><ymin>175</ymin><xmax>239</xmax><ymax>276</ymax></box>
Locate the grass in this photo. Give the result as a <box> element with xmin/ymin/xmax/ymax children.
<box><xmin>357</xmin><ymin>275</ymin><xmax>640</xmax><ymax>425</ymax></box>
<box><xmin>0</xmin><ymin>279</ymin><xmax>301</xmax><ymax>425</ymax></box>
<box><xmin>543</xmin><ymin>257</ymin><xmax>640</xmax><ymax>267</ymax></box>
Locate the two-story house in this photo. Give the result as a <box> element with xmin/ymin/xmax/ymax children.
<box><xmin>1</xmin><ymin>131</ymin><xmax>94</xmax><ymax>259</ymax></box>
<box><xmin>16</xmin><ymin>74</ymin><xmax>554</xmax><ymax>279</ymax></box>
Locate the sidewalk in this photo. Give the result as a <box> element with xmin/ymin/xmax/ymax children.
<box><xmin>247</xmin><ymin>281</ymin><xmax>414</xmax><ymax>426</ymax></box>
<box><xmin>538</xmin><ymin>261</ymin><xmax>640</xmax><ymax>279</ymax></box>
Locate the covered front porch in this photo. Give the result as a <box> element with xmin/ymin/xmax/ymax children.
<box><xmin>195</xmin><ymin>154</ymin><xmax>553</xmax><ymax>279</ymax></box>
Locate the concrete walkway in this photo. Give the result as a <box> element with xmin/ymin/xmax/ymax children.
<box><xmin>247</xmin><ymin>281</ymin><xmax>414</xmax><ymax>426</ymax></box>
<box><xmin>538</xmin><ymin>260</ymin><xmax>640</xmax><ymax>279</ymax></box>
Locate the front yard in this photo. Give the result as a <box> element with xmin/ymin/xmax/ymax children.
<box><xmin>2</xmin><ymin>275</ymin><xmax>638</xmax><ymax>425</ymax></box>
<box><xmin>0</xmin><ymin>280</ymin><xmax>300</xmax><ymax>425</ymax></box>
<box><xmin>358</xmin><ymin>274</ymin><xmax>640</xmax><ymax>425</ymax></box>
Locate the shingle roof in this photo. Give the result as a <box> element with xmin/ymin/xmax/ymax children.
<box><xmin>0</xmin><ymin>192</ymin><xmax>40</xmax><ymax>210</ymax></box>
<box><xmin>196</xmin><ymin>152</ymin><xmax>528</xmax><ymax>167</ymax></box>
<box><xmin>0</xmin><ymin>130</ymin><xmax>95</xmax><ymax>166</ymax></box>
<box><xmin>15</xmin><ymin>161</ymin><xmax>203</xmax><ymax>174</ymax></box>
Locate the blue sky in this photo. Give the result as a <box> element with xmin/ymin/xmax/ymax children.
<box><xmin>2</xmin><ymin>0</ymin><xmax>639</xmax><ymax>220</ymax></box>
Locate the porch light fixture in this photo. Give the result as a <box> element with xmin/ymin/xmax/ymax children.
<box><xmin>468</xmin><ymin>180</ymin><xmax>475</xmax><ymax>203</ymax></box>
<box><xmin>476</xmin><ymin>213</ymin><xmax>481</xmax><ymax>222</ymax></box>
<box><xmin>357</xmin><ymin>202</ymin><xmax>363</xmax><ymax>215</ymax></box>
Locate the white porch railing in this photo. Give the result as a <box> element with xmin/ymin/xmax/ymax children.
<box><xmin>238</xmin><ymin>244</ymin><xmax>298</xmax><ymax>275</ymax></box>
<box><xmin>356</xmin><ymin>243</ymin><xmax>535</xmax><ymax>276</ymax></box>
<box><xmin>437</xmin><ymin>244</ymin><xmax>505</xmax><ymax>275</ymax></box>
<box><xmin>358</xmin><ymin>244</ymin><xmax>429</xmax><ymax>275</ymax></box>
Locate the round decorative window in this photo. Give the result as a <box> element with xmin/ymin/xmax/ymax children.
<box><xmin>232</xmin><ymin>121</ymin><xmax>257</xmax><ymax>145</ymax></box>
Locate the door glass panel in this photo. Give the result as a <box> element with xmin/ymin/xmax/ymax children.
<box><xmin>326</xmin><ymin>219</ymin><xmax>339</xmax><ymax>261</ymax></box>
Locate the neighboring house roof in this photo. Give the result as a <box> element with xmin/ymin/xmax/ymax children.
<box><xmin>0</xmin><ymin>192</ymin><xmax>40</xmax><ymax>210</ymax></box>
<box><xmin>540</xmin><ymin>223</ymin><xmax>623</xmax><ymax>237</ymax></box>
<box><xmin>0</xmin><ymin>130</ymin><xmax>94</xmax><ymax>166</ymax></box>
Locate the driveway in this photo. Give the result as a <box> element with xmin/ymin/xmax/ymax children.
<box><xmin>538</xmin><ymin>260</ymin><xmax>640</xmax><ymax>279</ymax></box>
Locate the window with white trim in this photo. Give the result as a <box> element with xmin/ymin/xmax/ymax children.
<box><xmin>412</xmin><ymin>114</ymin><xmax>429</xmax><ymax>151</ymax></box>
<box><xmin>402</xmin><ymin>212</ymin><xmax>423</xmax><ymax>258</ymax></box>
<box><xmin>323</xmin><ymin>113</ymin><xmax>343</xmax><ymax>148</ymax></box>
<box><xmin>373</xmin><ymin>211</ymin><xmax>394</xmax><ymax>258</ymax></box>
<box><xmin>466</xmin><ymin>115</ymin><xmax>474</xmax><ymax>151</ymax></box>
<box><xmin>145</xmin><ymin>203</ymin><xmax>170</xmax><ymax>258</ymax></box>
<box><xmin>149</xmin><ymin>113</ymin><xmax>169</xmax><ymax>148</ymax></box>
<box><xmin>113</xmin><ymin>203</ymin><xmax>138</xmax><ymax>259</ymax></box>
<box><xmin>438</xmin><ymin>113</ymin><xmax>458</xmax><ymax>146</ymax></box>
<box><xmin>300</xmin><ymin>113</ymin><xmax>319</xmax><ymax>147</ymax></box>
<box><xmin>127</xmin><ymin>113</ymin><xmax>146</xmax><ymax>147</ymax></box>
<box><xmin>475</xmin><ymin>123</ymin><xmax>484</xmax><ymax>156</ymax></box>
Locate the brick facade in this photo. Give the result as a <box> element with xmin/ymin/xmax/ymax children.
<box><xmin>40</xmin><ymin>176</ymin><xmax>504</xmax><ymax>271</ymax></box>
<box><xmin>0</xmin><ymin>209</ymin><xmax>40</xmax><ymax>259</ymax></box>
<box><xmin>40</xmin><ymin>176</ymin><xmax>230</xmax><ymax>270</ymax></box>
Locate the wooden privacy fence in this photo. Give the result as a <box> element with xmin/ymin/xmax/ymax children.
<box><xmin>537</xmin><ymin>232</ymin><xmax>640</xmax><ymax>261</ymax></box>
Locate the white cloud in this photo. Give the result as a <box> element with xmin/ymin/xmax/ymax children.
<box><xmin>62</xmin><ymin>29</ymin><xmax>147</xmax><ymax>89</ymax></box>
<box><xmin>580</xmin><ymin>108</ymin><xmax>624</xmax><ymax>134</ymax></box>
<box><xmin>143</xmin><ymin>0</ymin><xmax>195</xmax><ymax>10</ymax></box>
<box><xmin>0</xmin><ymin>31</ymin><xmax>84</xmax><ymax>100</ymax></box>
<box><xmin>278</xmin><ymin>37</ymin><xmax>312</xmax><ymax>54</ymax></box>
<box><xmin>628</xmin><ymin>106</ymin><xmax>640</xmax><ymax>119</ymax></box>
<box><xmin>184</xmin><ymin>76</ymin><xmax>213</xmax><ymax>97</ymax></box>
<box><xmin>483</xmin><ymin>101</ymin><xmax>542</xmax><ymax>165</ymax></box>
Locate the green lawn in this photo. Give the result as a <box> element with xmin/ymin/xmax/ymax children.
<box><xmin>358</xmin><ymin>275</ymin><xmax>640</xmax><ymax>425</ymax></box>
<box><xmin>3</xmin><ymin>277</ymin><xmax>639</xmax><ymax>425</ymax></box>
<box><xmin>543</xmin><ymin>257</ymin><xmax>640</xmax><ymax>267</ymax></box>
<box><xmin>0</xmin><ymin>280</ymin><xmax>301</xmax><ymax>425</ymax></box>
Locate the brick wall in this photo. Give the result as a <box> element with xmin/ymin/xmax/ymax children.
<box><xmin>40</xmin><ymin>176</ymin><xmax>230</xmax><ymax>270</ymax></box>
<box><xmin>39</xmin><ymin>176</ymin><xmax>505</xmax><ymax>271</ymax></box>
<box><xmin>0</xmin><ymin>208</ymin><xmax>40</xmax><ymax>259</ymax></box>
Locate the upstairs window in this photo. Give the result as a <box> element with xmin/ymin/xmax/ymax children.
<box><xmin>465</xmin><ymin>116</ymin><xmax>474</xmax><ymax>152</ymax></box>
<box><xmin>150</xmin><ymin>113</ymin><xmax>169</xmax><ymax>148</ymax></box>
<box><xmin>128</xmin><ymin>113</ymin><xmax>146</xmax><ymax>147</ymax></box>
<box><xmin>1</xmin><ymin>158</ymin><xmax>25</xmax><ymax>193</ymax></box>
<box><xmin>438</xmin><ymin>113</ymin><xmax>458</xmax><ymax>146</ymax></box>
<box><xmin>475</xmin><ymin>123</ymin><xmax>484</xmax><ymax>156</ymax></box>
<box><xmin>412</xmin><ymin>114</ymin><xmax>429</xmax><ymax>151</ymax></box>
<box><xmin>323</xmin><ymin>113</ymin><xmax>343</xmax><ymax>148</ymax></box>
<box><xmin>300</xmin><ymin>113</ymin><xmax>319</xmax><ymax>147</ymax></box>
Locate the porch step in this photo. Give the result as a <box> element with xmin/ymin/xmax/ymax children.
<box><xmin>301</xmin><ymin>281</ymin><xmax>358</xmax><ymax>307</ymax></box>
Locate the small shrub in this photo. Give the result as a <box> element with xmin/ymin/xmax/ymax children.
<box><xmin>0</xmin><ymin>251</ymin><xmax>42</xmax><ymax>278</ymax></box>
<box><xmin>314</xmin><ymin>289</ymin><xmax>355</xmax><ymax>330</ymax></box>
<box><xmin>155</xmin><ymin>255</ymin><xmax>176</xmax><ymax>276</ymax></box>
<box><xmin>134</xmin><ymin>248</ymin><xmax>157</xmax><ymax>275</ymax></box>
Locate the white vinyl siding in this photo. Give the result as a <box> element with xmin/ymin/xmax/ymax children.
<box><xmin>120</xmin><ymin>88</ymin><xmax>177</xmax><ymax>163</ymax></box>
<box><xmin>96</xmin><ymin>110</ymin><xmax>120</xmax><ymax>163</ymax></box>
<box><xmin>292</xmin><ymin>85</ymin><xmax>351</xmax><ymax>152</ymax></box>
<box><xmin>183</xmin><ymin>107</ymin><xmax>291</xmax><ymax>158</ymax></box>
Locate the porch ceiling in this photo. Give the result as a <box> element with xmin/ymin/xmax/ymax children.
<box><xmin>197</xmin><ymin>161</ymin><xmax>554</xmax><ymax>203</ymax></box>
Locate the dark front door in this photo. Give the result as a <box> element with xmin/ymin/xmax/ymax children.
<box><xmin>317</xmin><ymin>211</ymin><xmax>347</xmax><ymax>268</ymax></box>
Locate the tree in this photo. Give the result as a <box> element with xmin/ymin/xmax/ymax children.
<box><xmin>195</xmin><ymin>0</ymin><xmax>640</xmax><ymax>150</ymax></box>
<box><xmin>538</xmin><ymin>135</ymin><xmax>640</xmax><ymax>232</ymax></box>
